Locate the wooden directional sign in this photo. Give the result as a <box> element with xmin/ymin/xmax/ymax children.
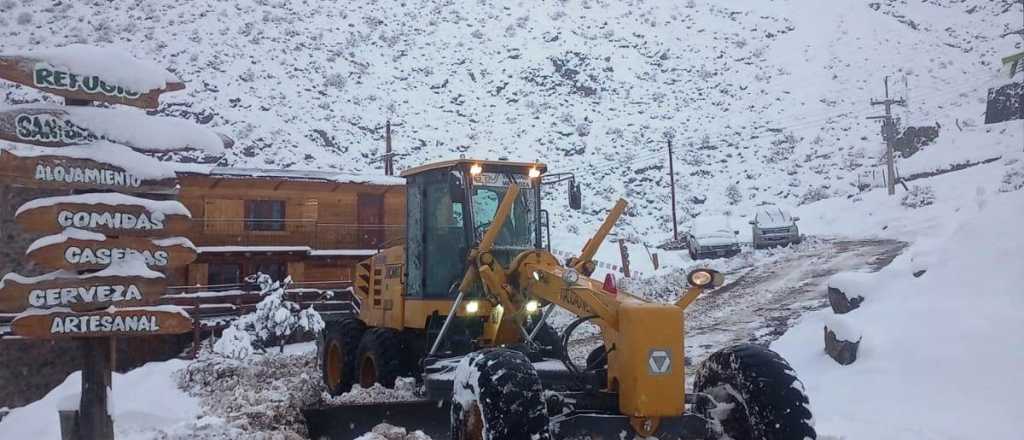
<box><xmin>12</xmin><ymin>307</ymin><xmax>193</xmax><ymax>339</ymax></box>
<box><xmin>0</xmin><ymin>273</ymin><xmax>165</xmax><ymax>313</ymax></box>
<box><xmin>27</xmin><ymin>235</ymin><xmax>197</xmax><ymax>271</ymax></box>
<box><xmin>0</xmin><ymin>107</ymin><xmax>97</xmax><ymax>147</ymax></box>
<box><xmin>0</xmin><ymin>149</ymin><xmax>179</xmax><ymax>193</ymax></box>
<box><xmin>0</xmin><ymin>54</ymin><xmax>185</xmax><ymax>109</ymax></box>
<box><xmin>16</xmin><ymin>197</ymin><xmax>191</xmax><ymax>237</ymax></box>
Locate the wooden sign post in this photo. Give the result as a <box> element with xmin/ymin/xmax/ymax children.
<box><xmin>0</xmin><ymin>45</ymin><xmax>220</xmax><ymax>440</ymax></box>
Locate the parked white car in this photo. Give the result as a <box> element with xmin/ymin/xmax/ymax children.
<box><xmin>686</xmin><ymin>215</ymin><xmax>741</xmax><ymax>260</ymax></box>
<box><xmin>750</xmin><ymin>207</ymin><xmax>801</xmax><ymax>249</ymax></box>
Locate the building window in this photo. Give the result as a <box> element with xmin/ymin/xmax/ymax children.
<box><xmin>245</xmin><ymin>200</ymin><xmax>286</xmax><ymax>231</ymax></box>
<box><xmin>208</xmin><ymin>263</ymin><xmax>241</xmax><ymax>287</ymax></box>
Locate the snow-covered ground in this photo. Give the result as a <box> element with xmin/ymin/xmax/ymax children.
<box><xmin>0</xmin><ymin>359</ymin><xmax>200</xmax><ymax>440</ymax></box>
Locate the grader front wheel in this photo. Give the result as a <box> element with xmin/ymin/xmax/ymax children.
<box><xmin>694</xmin><ymin>344</ymin><xmax>817</xmax><ymax>440</ymax></box>
<box><xmin>451</xmin><ymin>349</ymin><xmax>552</xmax><ymax>440</ymax></box>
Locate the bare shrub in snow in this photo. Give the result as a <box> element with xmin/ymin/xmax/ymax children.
<box><xmin>901</xmin><ymin>185</ymin><xmax>935</xmax><ymax>209</ymax></box>
<box><xmin>232</xmin><ymin>274</ymin><xmax>326</xmax><ymax>353</ymax></box>
<box><xmin>213</xmin><ymin>325</ymin><xmax>255</xmax><ymax>360</ymax></box>
<box><xmin>799</xmin><ymin>185</ymin><xmax>831</xmax><ymax>205</ymax></box>
<box><xmin>16</xmin><ymin>11</ymin><xmax>31</xmax><ymax>25</ymax></box>
<box><xmin>324</xmin><ymin>72</ymin><xmax>347</xmax><ymax>90</ymax></box>
<box><xmin>998</xmin><ymin>163</ymin><xmax>1024</xmax><ymax>193</ymax></box>
<box><xmin>726</xmin><ymin>183</ymin><xmax>742</xmax><ymax>205</ymax></box>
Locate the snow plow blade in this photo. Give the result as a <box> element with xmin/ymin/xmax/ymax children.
<box><xmin>303</xmin><ymin>399</ymin><xmax>452</xmax><ymax>439</ymax></box>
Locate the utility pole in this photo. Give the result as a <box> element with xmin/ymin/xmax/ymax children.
<box><xmin>868</xmin><ymin>76</ymin><xmax>906</xmax><ymax>196</ymax></box>
<box><xmin>384</xmin><ymin>120</ymin><xmax>394</xmax><ymax>176</ymax></box>
<box><xmin>667</xmin><ymin>138</ymin><xmax>678</xmax><ymax>241</ymax></box>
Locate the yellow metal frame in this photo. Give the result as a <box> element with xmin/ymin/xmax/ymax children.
<box><xmin>464</xmin><ymin>185</ymin><xmax>715</xmax><ymax>435</ymax></box>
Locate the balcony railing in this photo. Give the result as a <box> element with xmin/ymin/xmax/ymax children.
<box><xmin>192</xmin><ymin>219</ymin><xmax>405</xmax><ymax>249</ymax></box>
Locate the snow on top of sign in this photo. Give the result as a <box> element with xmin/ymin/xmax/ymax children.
<box><xmin>0</xmin><ymin>270</ymin><xmax>78</xmax><ymax>289</ymax></box>
<box><xmin>90</xmin><ymin>255</ymin><xmax>164</xmax><ymax>279</ymax></box>
<box><xmin>152</xmin><ymin>236</ymin><xmax>196</xmax><ymax>251</ymax></box>
<box><xmin>12</xmin><ymin>304</ymin><xmax>191</xmax><ymax>320</ymax></box>
<box><xmin>197</xmin><ymin>245</ymin><xmax>312</xmax><ymax>254</ymax></box>
<box><xmin>208</xmin><ymin>167</ymin><xmax>404</xmax><ymax>185</ymax></box>
<box><xmin>0</xmin><ymin>261</ymin><xmax>161</xmax><ymax>289</ymax></box>
<box><xmin>62</xmin><ymin>106</ymin><xmax>224</xmax><ymax>154</ymax></box>
<box><xmin>17</xmin><ymin>44</ymin><xmax>180</xmax><ymax>92</ymax></box>
<box><xmin>26</xmin><ymin>228</ymin><xmax>106</xmax><ymax>254</ymax></box>
<box><xmin>15</xmin><ymin>191</ymin><xmax>191</xmax><ymax>217</ymax></box>
<box><xmin>0</xmin><ymin>141</ymin><xmax>202</xmax><ymax>180</ymax></box>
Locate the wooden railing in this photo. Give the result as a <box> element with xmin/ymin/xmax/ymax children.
<box><xmin>191</xmin><ymin>219</ymin><xmax>404</xmax><ymax>249</ymax></box>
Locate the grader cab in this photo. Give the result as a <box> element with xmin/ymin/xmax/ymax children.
<box><xmin>310</xmin><ymin>158</ymin><xmax>816</xmax><ymax>440</ymax></box>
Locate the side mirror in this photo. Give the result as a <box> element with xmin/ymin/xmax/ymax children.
<box><xmin>733</xmin><ymin>230</ymin><xmax>740</xmax><ymax>235</ymax></box>
<box><xmin>568</xmin><ymin>181</ymin><xmax>582</xmax><ymax>210</ymax></box>
<box><xmin>748</xmin><ymin>219</ymin><xmax>756</xmax><ymax>225</ymax></box>
<box><xmin>792</xmin><ymin>216</ymin><xmax>801</xmax><ymax>222</ymax></box>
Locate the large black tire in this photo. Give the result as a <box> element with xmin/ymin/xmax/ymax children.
<box><xmin>694</xmin><ymin>344</ymin><xmax>816</xmax><ymax>440</ymax></box>
<box><xmin>355</xmin><ymin>327</ymin><xmax>404</xmax><ymax>388</ymax></box>
<box><xmin>451</xmin><ymin>348</ymin><xmax>551</xmax><ymax>440</ymax></box>
<box><xmin>321</xmin><ymin>318</ymin><xmax>366</xmax><ymax>396</ymax></box>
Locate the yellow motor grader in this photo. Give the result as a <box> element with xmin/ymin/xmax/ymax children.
<box><xmin>307</xmin><ymin>159</ymin><xmax>815</xmax><ymax>440</ymax></box>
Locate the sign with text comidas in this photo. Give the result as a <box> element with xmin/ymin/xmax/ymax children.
<box><xmin>16</xmin><ymin>196</ymin><xmax>191</xmax><ymax>236</ymax></box>
<box><xmin>12</xmin><ymin>308</ymin><xmax>193</xmax><ymax>339</ymax></box>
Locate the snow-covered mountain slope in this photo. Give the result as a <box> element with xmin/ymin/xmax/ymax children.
<box><xmin>0</xmin><ymin>0</ymin><xmax>1020</xmax><ymax>238</ymax></box>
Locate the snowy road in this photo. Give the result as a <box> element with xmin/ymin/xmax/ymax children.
<box><xmin>682</xmin><ymin>238</ymin><xmax>905</xmax><ymax>367</ymax></box>
<box><xmin>560</xmin><ymin>238</ymin><xmax>906</xmax><ymax>372</ymax></box>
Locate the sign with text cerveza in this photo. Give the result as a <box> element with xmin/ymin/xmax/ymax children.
<box><xmin>0</xmin><ymin>150</ymin><xmax>179</xmax><ymax>193</ymax></box>
<box><xmin>0</xmin><ymin>55</ymin><xmax>185</xmax><ymax>109</ymax></box>
<box><xmin>11</xmin><ymin>307</ymin><xmax>193</xmax><ymax>339</ymax></box>
<box><xmin>0</xmin><ymin>274</ymin><xmax>165</xmax><ymax>313</ymax></box>
<box><xmin>27</xmin><ymin>235</ymin><xmax>197</xmax><ymax>271</ymax></box>
<box><xmin>16</xmin><ymin>200</ymin><xmax>191</xmax><ymax>237</ymax></box>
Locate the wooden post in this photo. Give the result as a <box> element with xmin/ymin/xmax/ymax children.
<box><xmin>192</xmin><ymin>304</ymin><xmax>201</xmax><ymax>359</ymax></box>
<box><xmin>667</xmin><ymin>138</ymin><xmax>678</xmax><ymax>241</ymax></box>
<box><xmin>618</xmin><ymin>239</ymin><xmax>631</xmax><ymax>278</ymax></box>
<box><xmin>79</xmin><ymin>338</ymin><xmax>114</xmax><ymax>440</ymax></box>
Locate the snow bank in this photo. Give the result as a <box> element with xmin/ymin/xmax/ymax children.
<box><xmin>0</xmin><ymin>359</ymin><xmax>199</xmax><ymax>439</ymax></box>
<box><xmin>773</xmin><ymin>188</ymin><xmax>1024</xmax><ymax>439</ymax></box>
<box><xmin>16</xmin><ymin>44</ymin><xmax>180</xmax><ymax>92</ymax></box>
<box><xmin>826</xmin><ymin>271</ymin><xmax>876</xmax><ymax>300</ymax></box>
<box><xmin>16</xmin><ymin>192</ymin><xmax>191</xmax><ymax>217</ymax></box>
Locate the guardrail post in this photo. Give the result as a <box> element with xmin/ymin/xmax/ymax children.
<box><xmin>191</xmin><ymin>304</ymin><xmax>200</xmax><ymax>359</ymax></box>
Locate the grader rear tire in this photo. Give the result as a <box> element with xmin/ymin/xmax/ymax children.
<box><xmin>451</xmin><ymin>349</ymin><xmax>551</xmax><ymax>440</ymax></box>
<box><xmin>321</xmin><ymin>318</ymin><xmax>366</xmax><ymax>396</ymax></box>
<box><xmin>356</xmin><ymin>328</ymin><xmax>404</xmax><ymax>388</ymax></box>
<box><xmin>694</xmin><ymin>344</ymin><xmax>816</xmax><ymax>440</ymax></box>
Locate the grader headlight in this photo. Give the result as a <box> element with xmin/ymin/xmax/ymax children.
<box><xmin>525</xmin><ymin>300</ymin><xmax>540</xmax><ymax>314</ymax></box>
<box><xmin>688</xmin><ymin>269</ymin><xmax>723</xmax><ymax>288</ymax></box>
<box><xmin>465</xmin><ymin>300</ymin><xmax>480</xmax><ymax>314</ymax></box>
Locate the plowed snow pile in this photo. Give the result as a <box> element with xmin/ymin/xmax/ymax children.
<box><xmin>772</xmin><ymin>153</ymin><xmax>1024</xmax><ymax>439</ymax></box>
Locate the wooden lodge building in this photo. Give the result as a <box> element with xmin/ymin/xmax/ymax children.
<box><xmin>171</xmin><ymin>168</ymin><xmax>406</xmax><ymax>291</ymax></box>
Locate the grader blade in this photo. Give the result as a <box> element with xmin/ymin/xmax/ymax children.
<box><xmin>303</xmin><ymin>400</ymin><xmax>452</xmax><ymax>439</ymax></box>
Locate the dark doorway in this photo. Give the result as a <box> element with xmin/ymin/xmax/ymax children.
<box><xmin>358</xmin><ymin>193</ymin><xmax>385</xmax><ymax>248</ymax></box>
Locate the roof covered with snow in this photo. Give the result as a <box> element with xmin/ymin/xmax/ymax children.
<box><xmin>195</xmin><ymin>167</ymin><xmax>404</xmax><ymax>185</ymax></box>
